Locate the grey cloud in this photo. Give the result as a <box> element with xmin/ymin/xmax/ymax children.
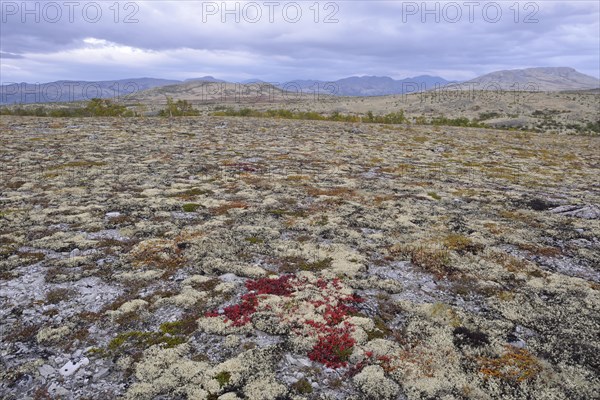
<box><xmin>1</xmin><ymin>1</ymin><xmax>598</xmax><ymax>82</ymax></box>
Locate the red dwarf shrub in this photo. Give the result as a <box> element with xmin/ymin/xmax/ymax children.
<box><xmin>245</xmin><ymin>274</ymin><xmax>294</xmax><ymax>296</ymax></box>
<box><xmin>205</xmin><ymin>293</ymin><xmax>258</xmax><ymax>326</ymax></box>
<box><xmin>308</xmin><ymin>325</ymin><xmax>356</xmax><ymax>368</ymax></box>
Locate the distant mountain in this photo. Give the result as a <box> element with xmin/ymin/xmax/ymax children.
<box><xmin>240</xmin><ymin>79</ymin><xmax>267</xmax><ymax>84</ymax></box>
<box><xmin>125</xmin><ymin>80</ymin><xmax>288</xmax><ymax>104</ymax></box>
<box><xmin>460</xmin><ymin>67</ymin><xmax>600</xmax><ymax>91</ymax></box>
<box><xmin>280</xmin><ymin>75</ymin><xmax>453</xmax><ymax>96</ymax></box>
<box><xmin>0</xmin><ymin>75</ymin><xmax>454</xmax><ymax>104</ymax></box>
<box><xmin>0</xmin><ymin>78</ymin><xmax>180</xmax><ymax>105</ymax></box>
<box><xmin>184</xmin><ymin>76</ymin><xmax>226</xmax><ymax>83</ymax></box>
<box><xmin>3</xmin><ymin>67</ymin><xmax>597</xmax><ymax>105</ymax></box>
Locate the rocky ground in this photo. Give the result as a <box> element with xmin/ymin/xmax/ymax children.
<box><xmin>0</xmin><ymin>116</ymin><xmax>599</xmax><ymax>399</ymax></box>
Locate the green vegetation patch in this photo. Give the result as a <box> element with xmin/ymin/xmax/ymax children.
<box><xmin>182</xmin><ymin>203</ymin><xmax>202</xmax><ymax>212</ymax></box>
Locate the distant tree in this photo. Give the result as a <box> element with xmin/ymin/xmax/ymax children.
<box><xmin>158</xmin><ymin>97</ymin><xmax>199</xmax><ymax>117</ymax></box>
<box><xmin>85</xmin><ymin>98</ymin><xmax>132</xmax><ymax>117</ymax></box>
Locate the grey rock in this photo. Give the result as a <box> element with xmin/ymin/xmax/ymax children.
<box><xmin>421</xmin><ymin>281</ymin><xmax>437</xmax><ymax>293</ymax></box>
<box><xmin>550</xmin><ymin>204</ymin><xmax>600</xmax><ymax>220</ymax></box>
<box><xmin>48</xmin><ymin>382</ymin><xmax>69</xmax><ymax>396</ymax></box>
<box><xmin>93</xmin><ymin>367</ymin><xmax>110</xmax><ymax>381</ymax></box>
<box><xmin>86</xmin><ymin>229</ymin><xmax>128</xmax><ymax>241</ymax></box>
<box><xmin>219</xmin><ymin>273</ymin><xmax>244</xmax><ymax>283</ymax></box>
<box><xmin>59</xmin><ymin>357</ymin><xmax>89</xmax><ymax>377</ymax></box>
<box><xmin>38</xmin><ymin>364</ymin><xmax>55</xmax><ymax>379</ymax></box>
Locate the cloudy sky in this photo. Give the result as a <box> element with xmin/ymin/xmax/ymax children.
<box><xmin>1</xmin><ymin>1</ymin><xmax>599</xmax><ymax>83</ymax></box>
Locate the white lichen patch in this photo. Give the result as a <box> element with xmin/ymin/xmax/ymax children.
<box><xmin>353</xmin><ymin>365</ymin><xmax>400</xmax><ymax>399</ymax></box>
<box><xmin>36</xmin><ymin>323</ymin><xmax>75</xmax><ymax>344</ymax></box>
<box><xmin>2</xmin><ymin>113</ymin><xmax>599</xmax><ymax>400</ymax></box>
<box><xmin>155</xmin><ymin>286</ymin><xmax>206</xmax><ymax>308</ymax></box>
<box><xmin>244</xmin><ymin>376</ymin><xmax>288</xmax><ymax>400</ymax></box>
<box><xmin>106</xmin><ymin>299</ymin><xmax>149</xmax><ymax>321</ymax></box>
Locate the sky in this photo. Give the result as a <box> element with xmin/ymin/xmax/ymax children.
<box><xmin>1</xmin><ymin>1</ymin><xmax>599</xmax><ymax>83</ymax></box>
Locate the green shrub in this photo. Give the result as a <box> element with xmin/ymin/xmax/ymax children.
<box><xmin>158</xmin><ymin>97</ymin><xmax>200</xmax><ymax>117</ymax></box>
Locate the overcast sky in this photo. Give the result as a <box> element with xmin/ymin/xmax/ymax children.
<box><xmin>1</xmin><ymin>1</ymin><xmax>599</xmax><ymax>83</ymax></box>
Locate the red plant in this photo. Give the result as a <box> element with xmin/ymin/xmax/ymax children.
<box><xmin>205</xmin><ymin>293</ymin><xmax>258</xmax><ymax>326</ymax></box>
<box><xmin>204</xmin><ymin>274</ymin><xmax>366</xmax><ymax>369</ymax></box>
<box><xmin>245</xmin><ymin>275</ymin><xmax>294</xmax><ymax>296</ymax></box>
<box><xmin>205</xmin><ymin>275</ymin><xmax>295</xmax><ymax>326</ymax></box>
<box><xmin>308</xmin><ymin>325</ymin><xmax>356</xmax><ymax>368</ymax></box>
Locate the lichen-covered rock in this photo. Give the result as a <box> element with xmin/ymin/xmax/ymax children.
<box><xmin>353</xmin><ymin>365</ymin><xmax>400</xmax><ymax>399</ymax></box>
<box><xmin>244</xmin><ymin>376</ymin><xmax>288</xmax><ymax>400</ymax></box>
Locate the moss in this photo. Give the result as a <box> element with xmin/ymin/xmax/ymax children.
<box><xmin>107</xmin><ymin>331</ymin><xmax>186</xmax><ymax>354</ymax></box>
<box><xmin>291</xmin><ymin>378</ymin><xmax>313</xmax><ymax>394</ymax></box>
<box><xmin>268</xmin><ymin>208</ymin><xmax>306</xmax><ymax>218</ymax></box>
<box><xmin>159</xmin><ymin>316</ymin><xmax>198</xmax><ymax>336</ymax></box>
<box><xmin>392</xmin><ymin>244</ymin><xmax>453</xmax><ymax>278</ymax></box>
<box><xmin>427</xmin><ymin>191</ymin><xmax>441</xmax><ymax>200</ymax></box>
<box><xmin>169</xmin><ymin>188</ymin><xmax>211</xmax><ymax>199</ymax></box>
<box><xmin>366</xmin><ymin>317</ymin><xmax>392</xmax><ymax>340</ymax></box>
<box><xmin>86</xmin><ymin>347</ymin><xmax>107</xmax><ymax>357</ymax></box>
<box><xmin>182</xmin><ymin>203</ymin><xmax>202</xmax><ymax>212</ymax></box>
<box><xmin>244</xmin><ymin>236</ymin><xmax>264</xmax><ymax>245</ymax></box>
<box><xmin>442</xmin><ymin>233</ymin><xmax>482</xmax><ymax>254</ymax></box>
<box><xmin>299</xmin><ymin>257</ymin><xmax>333</xmax><ymax>272</ymax></box>
<box><xmin>18</xmin><ymin>251</ymin><xmax>45</xmax><ymax>263</ymax></box>
<box><xmin>215</xmin><ymin>371</ymin><xmax>231</xmax><ymax>387</ymax></box>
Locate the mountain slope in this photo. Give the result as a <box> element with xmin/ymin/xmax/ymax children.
<box><xmin>0</xmin><ymin>78</ymin><xmax>180</xmax><ymax>105</ymax></box>
<box><xmin>460</xmin><ymin>67</ymin><xmax>600</xmax><ymax>91</ymax></box>
<box><xmin>280</xmin><ymin>75</ymin><xmax>452</xmax><ymax>96</ymax></box>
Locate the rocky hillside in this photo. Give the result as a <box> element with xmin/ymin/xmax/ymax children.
<box><xmin>459</xmin><ymin>67</ymin><xmax>600</xmax><ymax>91</ymax></box>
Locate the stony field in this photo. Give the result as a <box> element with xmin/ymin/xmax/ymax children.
<box><xmin>1</xmin><ymin>115</ymin><xmax>599</xmax><ymax>399</ymax></box>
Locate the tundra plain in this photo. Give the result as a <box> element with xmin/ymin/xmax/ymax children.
<box><xmin>1</xmin><ymin>94</ymin><xmax>599</xmax><ymax>399</ymax></box>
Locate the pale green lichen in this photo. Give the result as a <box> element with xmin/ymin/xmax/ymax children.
<box><xmin>353</xmin><ymin>365</ymin><xmax>400</xmax><ymax>399</ymax></box>
<box><xmin>154</xmin><ymin>286</ymin><xmax>206</xmax><ymax>308</ymax></box>
<box><xmin>36</xmin><ymin>323</ymin><xmax>74</xmax><ymax>344</ymax></box>
<box><xmin>106</xmin><ymin>299</ymin><xmax>148</xmax><ymax>322</ymax></box>
<box><xmin>243</xmin><ymin>376</ymin><xmax>287</xmax><ymax>400</ymax></box>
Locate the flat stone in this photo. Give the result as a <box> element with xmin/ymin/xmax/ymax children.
<box><xmin>59</xmin><ymin>357</ymin><xmax>89</xmax><ymax>377</ymax></box>
<box><xmin>86</xmin><ymin>229</ymin><xmax>128</xmax><ymax>241</ymax></box>
<box><xmin>38</xmin><ymin>364</ymin><xmax>55</xmax><ymax>378</ymax></box>
<box><xmin>219</xmin><ymin>273</ymin><xmax>244</xmax><ymax>283</ymax></box>
<box><xmin>93</xmin><ymin>367</ymin><xmax>110</xmax><ymax>381</ymax></box>
<box><xmin>48</xmin><ymin>382</ymin><xmax>69</xmax><ymax>396</ymax></box>
<box><xmin>421</xmin><ymin>281</ymin><xmax>437</xmax><ymax>292</ymax></box>
<box><xmin>550</xmin><ymin>204</ymin><xmax>600</xmax><ymax>220</ymax></box>
<box><xmin>70</xmin><ymin>248</ymin><xmax>81</xmax><ymax>257</ymax></box>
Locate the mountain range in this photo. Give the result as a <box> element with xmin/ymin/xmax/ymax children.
<box><xmin>458</xmin><ymin>67</ymin><xmax>600</xmax><ymax>92</ymax></box>
<box><xmin>1</xmin><ymin>68</ymin><xmax>598</xmax><ymax>105</ymax></box>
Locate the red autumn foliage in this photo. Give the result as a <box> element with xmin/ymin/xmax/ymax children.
<box><xmin>205</xmin><ymin>274</ymin><xmax>367</xmax><ymax>369</ymax></box>
<box><xmin>308</xmin><ymin>325</ymin><xmax>356</xmax><ymax>369</ymax></box>
<box><xmin>245</xmin><ymin>274</ymin><xmax>294</xmax><ymax>296</ymax></box>
<box><xmin>205</xmin><ymin>293</ymin><xmax>258</xmax><ymax>327</ymax></box>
